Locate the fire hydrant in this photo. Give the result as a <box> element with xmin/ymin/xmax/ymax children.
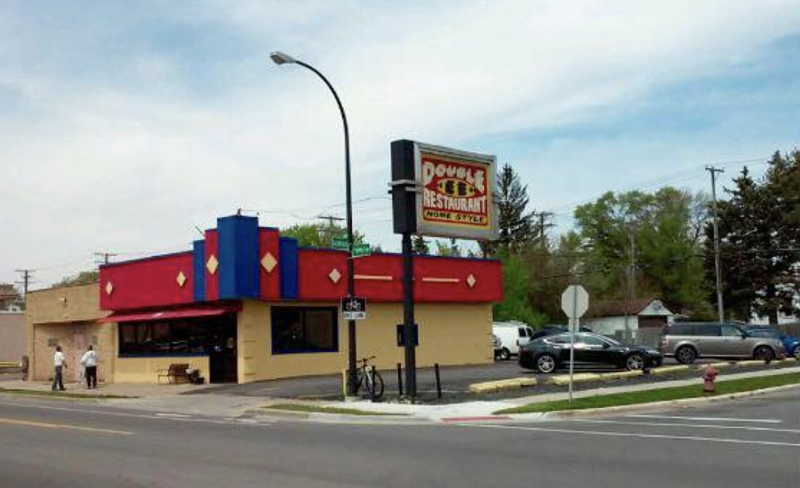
<box><xmin>703</xmin><ymin>365</ymin><xmax>719</xmax><ymax>394</ymax></box>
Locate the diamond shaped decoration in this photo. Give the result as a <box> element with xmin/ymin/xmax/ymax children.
<box><xmin>261</xmin><ymin>252</ymin><xmax>278</xmax><ymax>273</ymax></box>
<box><xmin>176</xmin><ymin>272</ymin><xmax>187</xmax><ymax>288</ymax></box>
<box><xmin>105</xmin><ymin>282</ymin><xmax>114</xmax><ymax>296</ymax></box>
<box><xmin>206</xmin><ymin>254</ymin><xmax>219</xmax><ymax>275</ymax></box>
<box><xmin>328</xmin><ymin>268</ymin><xmax>342</xmax><ymax>284</ymax></box>
<box><xmin>466</xmin><ymin>274</ymin><xmax>477</xmax><ymax>288</ymax></box>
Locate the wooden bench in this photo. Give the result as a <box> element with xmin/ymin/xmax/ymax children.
<box><xmin>157</xmin><ymin>363</ymin><xmax>191</xmax><ymax>384</ymax></box>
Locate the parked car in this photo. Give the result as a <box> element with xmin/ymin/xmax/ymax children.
<box><xmin>531</xmin><ymin>324</ymin><xmax>593</xmax><ymax>340</ymax></box>
<box><xmin>492</xmin><ymin>321</ymin><xmax>534</xmax><ymax>360</ymax></box>
<box><xmin>746</xmin><ymin>328</ymin><xmax>800</xmax><ymax>360</ymax></box>
<box><xmin>518</xmin><ymin>332</ymin><xmax>663</xmax><ymax>373</ymax></box>
<box><xmin>659</xmin><ymin>322</ymin><xmax>786</xmax><ymax>364</ymax></box>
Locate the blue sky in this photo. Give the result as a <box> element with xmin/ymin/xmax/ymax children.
<box><xmin>0</xmin><ymin>0</ymin><xmax>798</xmax><ymax>287</ymax></box>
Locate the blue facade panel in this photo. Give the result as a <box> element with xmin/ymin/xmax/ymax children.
<box><xmin>279</xmin><ymin>237</ymin><xmax>299</xmax><ymax>299</ymax></box>
<box><xmin>192</xmin><ymin>240</ymin><xmax>206</xmax><ymax>302</ymax></box>
<box><xmin>218</xmin><ymin>215</ymin><xmax>260</xmax><ymax>300</ymax></box>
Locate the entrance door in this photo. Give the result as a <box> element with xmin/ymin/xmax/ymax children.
<box><xmin>207</xmin><ymin>315</ymin><xmax>237</xmax><ymax>383</ymax></box>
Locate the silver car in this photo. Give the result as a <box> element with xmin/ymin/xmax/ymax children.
<box><xmin>659</xmin><ymin>322</ymin><xmax>786</xmax><ymax>364</ymax></box>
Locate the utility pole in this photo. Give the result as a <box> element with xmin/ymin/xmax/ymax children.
<box><xmin>536</xmin><ymin>211</ymin><xmax>554</xmax><ymax>244</ymax></box>
<box><xmin>14</xmin><ymin>269</ymin><xmax>34</xmax><ymax>303</ymax></box>
<box><xmin>622</xmin><ymin>233</ymin><xmax>636</xmax><ymax>345</ymax></box>
<box><xmin>706</xmin><ymin>166</ymin><xmax>725</xmax><ymax>323</ymax></box>
<box><xmin>94</xmin><ymin>252</ymin><xmax>117</xmax><ymax>265</ymax></box>
<box><xmin>317</xmin><ymin>215</ymin><xmax>344</xmax><ymax>246</ymax></box>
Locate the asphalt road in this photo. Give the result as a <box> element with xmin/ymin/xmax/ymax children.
<box><xmin>0</xmin><ymin>388</ymin><xmax>797</xmax><ymax>487</ymax></box>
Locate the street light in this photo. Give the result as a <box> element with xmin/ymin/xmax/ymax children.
<box><xmin>271</xmin><ymin>51</ymin><xmax>359</xmax><ymax>396</ymax></box>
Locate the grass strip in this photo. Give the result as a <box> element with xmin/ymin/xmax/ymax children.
<box><xmin>0</xmin><ymin>387</ymin><xmax>132</xmax><ymax>400</ymax></box>
<box><xmin>265</xmin><ymin>403</ymin><xmax>406</xmax><ymax>416</ymax></box>
<box><xmin>495</xmin><ymin>372</ymin><xmax>800</xmax><ymax>414</ymax></box>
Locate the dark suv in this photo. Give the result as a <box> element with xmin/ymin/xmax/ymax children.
<box><xmin>659</xmin><ymin>322</ymin><xmax>786</xmax><ymax>364</ymax></box>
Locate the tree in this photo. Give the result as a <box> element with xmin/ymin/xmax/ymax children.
<box><xmin>281</xmin><ymin>223</ymin><xmax>366</xmax><ymax>249</ymax></box>
<box><xmin>492</xmin><ymin>250</ymin><xmax>547</xmax><ymax>327</ymax></box>
<box><xmin>412</xmin><ymin>236</ymin><xmax>430</xmax><ymax>255</ymax></box>
<box><xmin>481</xmin><ymin>163</ymin><xmax>534</xmax><ymax>256</ymax></box>
<box><xmin>54</xmin><ymin>270</ymin><xmax>99</xmax><ymax>287</ymax></box>
<box><xmin>710</xmin><ymin>151</ymin><xmax>800</xmax><ymax>323</ymax></box>
<box><xmin>573</xmin><ymin>188</ymin><xmax>710</xmax><ymax>316</ymax></box>
<box><xmin>435</xmin><ymin>238</ymin><xmax>462</xmax><ymax>257</ymax></box>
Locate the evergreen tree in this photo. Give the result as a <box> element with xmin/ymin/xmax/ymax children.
<box><xmin>482</xmin><ymin>163</ymin><xmax>534</xmax><ymax>256</ymax></box>
<box><xmin>711</xmin><ymin>152</ymin><xmax>800</xmax><ymax>323</ymax></box>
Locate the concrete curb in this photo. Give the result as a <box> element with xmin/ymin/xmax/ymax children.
<box><xmin>508</xmin><ymin>383</ymin><xmax>800</xmax><ymax>422</ymax></box>
<box><xmin>252</xmin><ymin>407</ymin><xmax>426</xmax><ymax>425</ymax></box>
<box><xmin>468</xmin><ymin>377</ymin><xmax>537</xmax><ymax>394</ymax></box>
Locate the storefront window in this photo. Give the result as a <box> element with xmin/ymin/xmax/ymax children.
<box><xmin>118</xmin><ymin>315</ymin><xmax>235</xmax><ymax>356</ymax></box>
<box><xmin>272</xmin><ymin>306</ymin><xmax>338</xmax><ymax>354</ymax></box>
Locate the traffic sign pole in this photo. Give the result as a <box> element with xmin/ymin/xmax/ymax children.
<box><xmin>561</xmin><ymin>284</ymin><xmax>589</xmax><ymax>405</ymax></box>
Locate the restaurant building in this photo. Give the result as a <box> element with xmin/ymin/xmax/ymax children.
<box><xmin>26</xmin><ymin>214</ymin><xmax>502</xmax><ymax>384</ymax></box>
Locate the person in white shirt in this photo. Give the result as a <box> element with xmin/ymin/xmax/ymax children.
<box><xmin>81</xmin><ymin>345</ymin><xmax>98</xmax><ymax>389</ymax></box>
<box><xmin>51</xmin><ymin>346</ymin><xmax>67</xmax><ymax>391</ymax></box>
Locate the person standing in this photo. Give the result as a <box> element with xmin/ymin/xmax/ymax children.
<box><xmin>81</xmin><ymin>345</ymin><xmax>98</xmax><ymax>389</ymax></box>
<box><xmin>51</xmin><ymin>346</ymin><xmax>67</xmax><ymax>391</ymax></box>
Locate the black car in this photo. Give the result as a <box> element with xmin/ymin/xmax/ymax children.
<box><xmin>519</xmin><ymin>332</ymin><xmax>663</xmax><ymax>374</ymax></box>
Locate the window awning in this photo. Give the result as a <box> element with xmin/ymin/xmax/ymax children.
<box><xmin>99</xmin><ymin>307</ymin><xmax>237</xmax><ymax>324</ymax></box>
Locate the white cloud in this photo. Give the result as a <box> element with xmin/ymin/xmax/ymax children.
<box><xmin>0</xmin><ymin>0</ymin><xmax>797</xmax><ymax>286</ymax></box>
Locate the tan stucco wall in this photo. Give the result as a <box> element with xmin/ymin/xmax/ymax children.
<box><xmin>0</xmin><ymin>313</ymin><xmax>25</xmax><ymax>362</ymax></box>
<box><xmin>26</xmin><ymin>283</ymin><xmax>113</xmax><ymax>383</ymax></box>
<box><xmin>114</xmin><ymin>356</ymin><xmax>210</xmax><ymax>383</ymax></box>
<box><xmin>31</xmin><ymin>322</ymin><xmax>114</xmax><ymax>382</ymax></box>
<box><xmin>238</xmin><ymin>300</ymin><xmax>492</xmax><ymax>383</ymax></box>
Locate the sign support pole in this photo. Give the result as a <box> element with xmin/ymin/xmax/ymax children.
<box><xmin>568</xmin><ymin>286</ymin><xmax>577</xmax><ymax>404</ymax></box>
<box><xmin>401</xmin><ymin>232</ymin><xmax>417</xmax><ymax>402</ymax></box>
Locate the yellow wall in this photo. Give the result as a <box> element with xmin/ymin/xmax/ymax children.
<box><xmin>238</xmin><ymin>300</ymin><xmax>492</xmax><ymax>383</ymax></box>
<box><xmin>114</xmin><ymin>355</ymin><xmax>210</xmax><ymax>383</ymax></box>
<box><xmin>26</xmin><ymin>282</ymin><xmax>493</xmax><ymax>384</ymax></box>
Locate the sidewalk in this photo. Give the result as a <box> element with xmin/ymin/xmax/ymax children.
<box><xmin>314</xmin><ymin>365</ymin><xmax>800</xmax><ymax>421</ymax></box>
<box><xmin>2</xmin><ymin>366</ymin><xmax>797</xmax><ymax>423</ymax></box>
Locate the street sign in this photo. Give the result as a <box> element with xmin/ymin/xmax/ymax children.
<box><xmin>560</xmin><ymin>284</ymin><xmax>589</xmax><ymax>405</ymax></box>
<box><xmin>561</xmin><ymin>284</ymin><xmax>589</xmax><ymax>322</ymax></box>
<box><xmin>332</xmin><ymin>237</ymin><xmax>349</xmax><ymax>251</ymax></box>
<box><xmin>341</xmin><ymin>297</ymin><xmax>367</xmax><ymax>320</ymax></box>
<box><xmin>351</xmin><ymin>243</ymin><xmax>371</xmax><ymax>257</ymax></box>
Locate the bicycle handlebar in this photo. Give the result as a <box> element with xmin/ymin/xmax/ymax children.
<box><xmin>357</xmin><ymin>356</ymin><xmax>377</xmax><ymax>364</ymax></box>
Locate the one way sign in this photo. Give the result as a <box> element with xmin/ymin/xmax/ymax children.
<box><xmin>341</xmin><ymin>297</ymin><xmax>367</xmax><ymax>320</ymax></box>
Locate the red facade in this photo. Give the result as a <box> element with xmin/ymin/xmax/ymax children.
<box><xmin>99</xmin><ymin>215</ymin><xmax>502</xmax><ymax>312</ymax></box>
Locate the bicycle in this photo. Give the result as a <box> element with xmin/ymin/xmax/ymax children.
<box><xmin>354</xmin><ymin>356</ymin><xmax>384</xmax><ymax>400</ymax></box>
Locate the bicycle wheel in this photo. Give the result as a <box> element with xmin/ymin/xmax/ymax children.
<box><xmin>365</xmin><ymin>370</ymin><xmax>385</xmax><ymax>399</ymax></box>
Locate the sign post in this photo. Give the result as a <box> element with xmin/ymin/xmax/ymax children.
<box><xmin>390</xmin><ymin>140</ymin><xmax>499</xmax><ymax>402</ymax></box>
<box><xmin>561</xmin><ymin>284</ymin><xmax>589</xmax><ymax>404</ymax></box>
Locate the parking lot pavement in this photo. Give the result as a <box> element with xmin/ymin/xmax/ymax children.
<box><xmin>193</xmin><ymin>361</ymin><xmax>532</xmax><ymax>399</ymax></box>
<box><xmin>193</xmin><ymin>357</ymin><xmax>754</xmax><ymax>401</ymax></box>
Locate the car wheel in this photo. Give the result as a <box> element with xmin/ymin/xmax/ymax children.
<box><xmin>675</xmin><ymin>346</ymin><xmax>697</xmax><ymax>365</ymax></box>
<box><xmin>793</xmin><ymin>347</ymin><xmax>800</xmax><ymax>361</ymax></box>
<box><xmin>499</xmin><ymin>348</ymin><xmax>511</xmax><ymax>361</ymax></box>
<box><xmin>625</xmin><ymin>353</ymin><xmax>646</xmax><ymax>371</ymax></box>
<box><xmin>535</xmin><ymin>354</ymin><xmax>557</xmax><ymax>374</ymax></box>
<box><xmin>754</xmin><ymin>346</ymin><xmax>774</xmax><ymax>362</ymax></box>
